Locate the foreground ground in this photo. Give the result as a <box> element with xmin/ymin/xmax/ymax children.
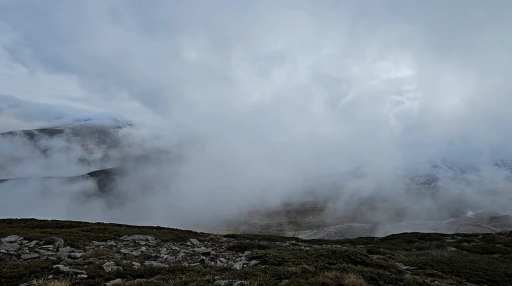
<box><xmin>1</xmin><ymin>219</ymin><xmax>512</xmax><ymax>286</ymax></box>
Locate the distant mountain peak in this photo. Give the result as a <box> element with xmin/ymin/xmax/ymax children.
<box><xmin>0</xmin><ymin>94</ymin><xmax>134</xmax><ymax>131</ymax></box>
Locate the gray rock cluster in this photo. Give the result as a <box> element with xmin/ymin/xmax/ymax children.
<box><xmin>1</xmin><ymin>234</ymin><xmax>262</xmax><ymax>286</ymax></box>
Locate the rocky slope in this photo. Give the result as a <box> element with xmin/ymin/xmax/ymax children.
<box><xmin>1</xmin><ymin>219</ymin><xmax>512</xmax><ymax>286</ymax></box>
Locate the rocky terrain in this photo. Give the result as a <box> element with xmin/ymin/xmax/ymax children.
<box><xmin>1</xmin><ymin>219</ymin><xmax>512</xmax><ymax>286</ymax></box>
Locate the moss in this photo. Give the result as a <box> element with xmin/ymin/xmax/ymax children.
<box><xmin>0</xmin><ymin>260</ymin><xmax>54</xmax><ymax>285</ymax></box>
<box><xmin>403</xmin><ymin>252</ymin><xmax>512</xmax><ymax>285</ymax></box>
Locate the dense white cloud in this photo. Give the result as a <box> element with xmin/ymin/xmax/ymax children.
<box><xmin>1</xmin><ymin>0</ymin><xmax>512</xmax><ymax>229</ymax></box>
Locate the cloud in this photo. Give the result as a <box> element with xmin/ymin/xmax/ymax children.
<box><xmin>1</xmin><ymin>1</ymin><xmax>512</xmax><ymax>231</ymax></box>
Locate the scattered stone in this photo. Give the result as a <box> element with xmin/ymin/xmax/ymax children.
<box><xmin>68</xmin><ymin>252</ymin><xmax>85</xmax><ymax>259</ymax></box>
<box><xmin>23</xmin><ymin>241</ymin><xmax>39</xmax><ymax>248</ymax></box>
<box><xmin>396</xmin><ymin>262</ymin><xmax>417</xmax><ymax>271</ymax></box>
<box><xmin>77</xmin><ymin>274</ymin><xmax>88</xmax><ymax>279</ymax></box>
<box><xmin>214</xmin><ymin>281</ymin><xmax>245</xmax><ymax>286</ymax></box>
<box><xmin>161</xmin><ymin>254</ymin><xmax>175</xmax><ymax>261</ymax></box>
<box><xmin>39</xmin><ymin>245</ymin><xmax>55</xmax><ymax>251</ymax></box>
<box><xmin>120</xmin><ymin>249</ymin><xmax>141</xmax><ymax>256</ymax></box>
<box><xmin>53</xmin><ymin>237</ymin><xmax>65</xmax><ymax>249</ymax></box>
<box><xmin>189</xmin><ymin>238</ymin><xmax>201</xmax><ymax>246</ymax></box>
<box><xmin>248</xmin><ymin>260</ymin><xmax>260</xmax><ymax>267</ymax></box>
<box><xmin>198</xmin><ymin>256</ymin><xmax>208</xmax><ymax>264</ymax></box>
<box><xmin>103</xmin><ymin>261</ymin><xmax>123</xmax><ymax>272</ymax></box>
<box><xmin>18</xmin><ymin>280</ymin><xmax>36</xmax><ymax>286</ymax></box>
<box><xmin>59</xmin><ymin>247</ymin><xmax>75</xmax><ymax>254</ymax></box>
<box><xmin>92</xmin><ymin>241</ymin><xmax>107</xmax><ymax>246</ymax></box>
<box><xmin>21</xmin><ymin>253</ymin><xmax>40</xmax><ymax>260</ymax></box>
<box><xmin>106</xmin><ymin>279</ymin><xmax>124</xmax><ymax>286</ymax></box>
<box><xmin>35</xmin><ymin>249</ymin><xmax>56</xmax><ymax>256</ymax></box>
<box><xmin>63</xmin><ymin>258</ymin><xmax>86</xmax><ymax>266</ymax></box>
<box><xmin>121</xmin><ymin>235</ymin><xmax>157</xmax><ymax>242</ymax></box>
<box><xmin>232</xmin><ymin>261</ymin><xmax>244</xmax><ymax>270</ymax></box>
<box><xmin>0</xmin><ymin>243</ymin><xmax>21</xmax><ymax>253</ymax></box>
<box><xmin>194</xmin><ymin>247</ymin><xmax>212</xmax><ymax>255</ymax></box>
<box><xmin>144</xmin><ymin>261</ymin><xmax>168</xmax><ymax>268</ymax></box>
<box><xmin>177</xmin><ymin>252</ymin><xmax>186</xmax><ymax>261</ymax></box>
<box><xmin>132</xmin><ymin>262</ymin><xmax>141</xmax><ymax>268</ymax></box>
<box><xmin>2</xmin><ymin>235</ymin><xmax>23</xmax><ymax>244</ymax></box>
<box><xmin>218</xmin><ymin>258</ymin><xmax>228</xmax><ymax>264</ymax></box>
<box><xmin>53</xmin><ymin>264</ymin><xmax>87</xmax><ymax>275</ymax></box>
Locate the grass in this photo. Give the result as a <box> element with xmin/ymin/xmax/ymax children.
<box><xmin>36</xmin><ymin>278</ymin><xmax>71</xmax><ymax>286</ymax></box>
<box><xmin>1</xmin><ymin>219</ymin><xmax>512</xmax><ymax>285</ymax></box>
<box><xmin>342</xmin><ymin>273</ymin><xmax>366</xmax><ymax>286</ymax></box>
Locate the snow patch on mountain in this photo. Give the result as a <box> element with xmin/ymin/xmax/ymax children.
<box><xmin>0</xmin><ymin>94</ymin><xmax>133</xmax><ymax>131</ymax></box>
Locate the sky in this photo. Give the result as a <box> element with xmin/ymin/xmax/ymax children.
<box><xmin>1</xmin><ymin>0</ymin><xmax>512</xmax><ymax>229</ymax></box>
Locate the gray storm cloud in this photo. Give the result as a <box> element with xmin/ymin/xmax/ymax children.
<box><xmin>1</xmin><ymin>1</ymin><xmax>512</xmax><ymax>231</ymax></box>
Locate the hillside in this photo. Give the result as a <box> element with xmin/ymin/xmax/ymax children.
<box><xmin>1</xmin><ymin>219</ymin><xmax>512</xmax><ymax>286</ymax></box>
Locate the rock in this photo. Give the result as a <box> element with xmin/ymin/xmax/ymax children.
<box><xmin>59</xmin><ymin>247</ymin><xmax>75</xmax><ymax>254</ymax></box>
<box><xmin>0</xmin><ymin>243</ymin><xmax>21</xmax><ymax>253</ymax></box>
<box><xmin>132</xmin><ymin>262</ymin><xmax>141</xmax><ymax>268</ymax></box>
<box><xmin>194</xmin><ymin>247</ymin><xmax>212</xmax><ymax>255</ymax></box>
<box><xmin>189</xmin><ymin>238</ymin><xmax>201</xmax><ymax>246</ymax></box>
<box><xmin>120</xmin><ymin>249</ymin><xmax>141</xmax><ymax>256</ymax></box>
<box><xmin>92</xmin><ymin>241</ymin><xmax>107</xmax><ymax>246</ymax></box>
<box><xmin>77</xmin><ymin>274</ymin><xmax>88</xmax><ymax>279</ymax></box>
<box><xmin>2</xmin><ymin>235</ymin><xmax>23</xmax><ymax>244</ymax></box>
<box><xmin>68</xmin><ymin>252</ymin><xmax>86</xmax><ymax>259</ymax></box>
<box><xmin>144</xmin><ymin>261</ymin><xmax>168</xmax><ymax>268</ymax></box>
<box><xmin>107</xmin><ymin>241</ymin><xmax>117</xmax><ymax>246</ymax></box>
<box><xmin>53</xmin><ymin>237</ymin><xmax>65</xmax><ymax>249</ymax></box>
<box><xmin>102</xmin><ymin>261</ymin><xmax>123</xmax><ymax>272</ymax></box>
<box><xmin>396</xmin><ymin>262</ymin><xmax>417</xmax><ymax>271</ymax></box>
<box><xmin>106</xmin><ymin>279</ymin><xmax>124</xmax><ymax>286</ymax></box>
<box><xmin>161</xmin><ymin>255</ymin><xmax>175</xmax><ymax>261</ymax></box>
<box><xmin>198</xmin><ymin>256</ymin><xmax>208</xmax><ymax>264</ymax></box>
<box><xmin>53</xmin><ymin>264</ymin><xmax>87</xmax><ymax>275</ymax></box>
<box><xmin>214</xmin><ymin>281</ymin><xmax>245</xmax><ymax>286</ymax></box>
<box><xmin>177</xmin><ymin>252</ymin><xmax>186</xmax><ymax>261</ymax></box>
<box><xmin>63</xmin><ymin>258</ymin><xmax>86</xmax><ymax>266</ymax></box>
<box><xmin>35</xmin><ymin>249</ymin><xmax>56</xmax><ymax>256</ymax></box>
<box><xmin>248</xmin><ymin>260</ymin><xmax>260</xmax><ymax>267</ymax></box>
<box><xmin>21</xmin><ymin>253</ymin><xmax>40</xmax><ymax>260</ymax></box>
<box><xmin>23</xmin><ymin>241</ymin><xmax>39</xmax><ymax>248</ymax></box>
<box><xmin>39</xmin><ymin>245</ymin><xmax>55</xmax><ymax>251</ymax></box>
<box><xmin>232</xmin><ymin>261</ymin><xmax>244</xmax><ymax>270</ymax></box>
<box><xmin>218</xmin><ymin>258</ymin><xmax>227</xmax><ymax>264</ymax></box>
<box><xmin>121</xmin><ymin>235</ymin><xmax>157</xmax><ymax>242</ymax></box>
<box><xmin>18</xmin><ymin>280</ymin><xmax>36</xmax><ymax>286</ymax></box>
